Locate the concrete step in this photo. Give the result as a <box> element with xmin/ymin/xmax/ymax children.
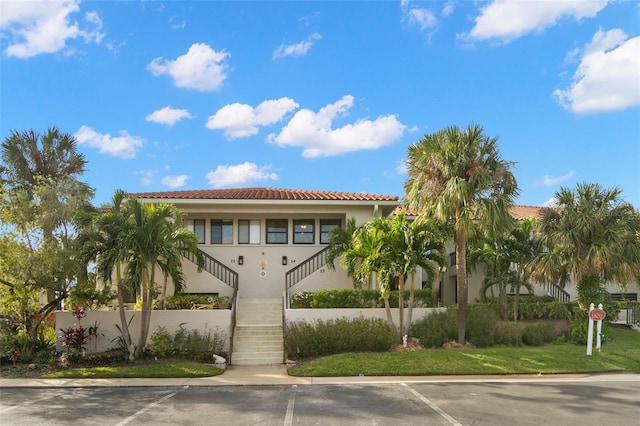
<box><xmin>232</xmin><ymin>354</ymin><xmax>283</xmax><ymax>365</ymax></box>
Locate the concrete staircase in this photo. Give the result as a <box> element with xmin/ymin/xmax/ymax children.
<box><xmin>232</xmin><ymin>298</ymin><xmax>284</xmax><ymax>365</ymax></box>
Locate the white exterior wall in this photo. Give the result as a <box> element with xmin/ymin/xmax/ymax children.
<box><xmin>56</xmin><ymin>310</ymin><xmax>232</xmax><ymax>353</ymax></box>
<box><xmin>285</xmin><ymin>307</ymin><xmax>446</xmax><ymax>324</ymax></box>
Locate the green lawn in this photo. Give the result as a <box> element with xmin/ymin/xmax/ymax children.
<box><xmin>42</xmin><ymin>362</ymin><xmax>224</xmax><ymax>379</ymax></box>
<box><xmin>288</xmin><ymin>327</ymin><xmax>640</xmax><ymax>377</ymax></box>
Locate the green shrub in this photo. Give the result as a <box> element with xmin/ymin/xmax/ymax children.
<box><xmin>165</xmin><ymin>294</ymin><xmax>230</xmax><ymax>310</ymax></box>
<box><xmin>522</xmin><ymin>323</ymin><xmax>557</xmax><ymax>346</ymax></box>
<box><xmin>410</xmin><ymin>309</ymin><xmax>457</xmax><ymax>348</ymax></box>
<box><xmin>301</xmin><ymin>288</ymin><xmax>434</xmax><ymax>309</ymax></box>
<box><xmin>466</xmin><ymin>304</ymin><xmax>500</xmax><ymax>347</ymax></box>
<box><xmin>82</xmin><ymin>349</ymin><xmax>127</xmax><ymax>366</ymax></box>
<box><xmin>284</xmin><ymin>316</ymin><xmax>395</xmax><ymax>360</ymax></box>
<box><xmin>494</xmin><ymin>322</ymin><xmax>522</xmax><ymax>346</ymax></box>
<box><xmin>148</xmin><ymin>324</ymin><xmax>227</xmax><ymax>360</ymax></box>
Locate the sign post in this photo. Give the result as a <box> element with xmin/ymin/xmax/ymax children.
<box><xmin>587</xmin><ymin>303</ymin><xmax>606</xmax><ymax>355</ymax></box>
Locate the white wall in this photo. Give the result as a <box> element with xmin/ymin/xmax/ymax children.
<box><xmin>285</xmin><ymin>307</ymin><xmax>446</xmax><ymax>325</ymax></box>
<box><xmin>56</xmin><ymin>310</ymin><xmax>232</xmax><ymax>353</ymax></box>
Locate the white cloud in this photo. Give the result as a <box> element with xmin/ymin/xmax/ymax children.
<box><xmin>145</xmin><ymin>106</ymin><xmax>193</xmax><ymax>126</ymax></box>
<box><xmin>396</xmin><ymin>159</ymin><xmax>408</xmax><ymax>175</ymax></box>
<box><xmin>161</xmin><ymin>175</ymin><xmax>189</xmax><ymax>188</ymax></box>
<box><xmin>554</xmin><ymin>29</ymin><xmax>640</xmax><ymax>113</ymax></box>
<box><xmin>401</xmin><ymin>0</ymin><xmax>437</xmax><ymax>31</ymax></box>
<box><xmin>465</xmin><ymin>0</ymin><xmax>608</xmax><ymax>43</ymax></box>
<box><xmin>136</xmin><ymin>169</ymin><xmax>157</xmax><ymax>186</ymax></box>
<box><xmin>267</xmin><ymin>95</ymin><xmax>406</xmax><ymax>158</ymax></box>
<box><xmin>0</xmin><ymin>0</ymin><xmax>104</xmax><ymax>58</ymax></box>
<box><xmin>537</xmin><ymin>171</ymin><xmax>574</xmax><ymax>186</ymax></box>
<box><xmin>273</xmin><ymin>33</ymin><xmax>322</xmax><ymax>60</ymax></box>
<box><xmin>74</xmin><ymin>125</ymin><xmax>143</xmax><ymax>159</ymax></box>
<box><xmin>543</xmin><ymin>197</ymin><xmax>558</xmax><ymax>208</ymax></box>
<box><xmin>206</xmin><ymin>97</ymin><xmax>299</xmax><ymax>139</ymax></box>
<box><xmin>205</xmin><ymin>162</ymin><xmax>279</xmax><ymax>188</ymax></box>
<box><xmin>147</xmin><ymin>43</ymin><xmax>229</xmax><ymax>92</ymax></box>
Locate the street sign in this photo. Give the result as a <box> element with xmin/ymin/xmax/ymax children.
<box><xmin>589</xmin><ymin>308</ymin><xmax>606</xmax><ymax>321</ymax></box>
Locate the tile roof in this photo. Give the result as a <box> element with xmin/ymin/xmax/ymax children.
<box><xmin>395</xmin><ymin>204</ymin><xmax>543</xmax><ymax>219</ymax></box>
<box><xmin>128</xmin><ymin>187</ymin><xmax>399</xmax><ymax>202</ymax></box>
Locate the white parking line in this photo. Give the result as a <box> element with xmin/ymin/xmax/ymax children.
<box><xmin>114</xmin><ymin>385</ymin><xmax>188</xmax><ymax>426</ymax></box>
<box><xmin>0</xmin><ymin>391</ymin><xmax>63</xmax><ymax>413</ymax></box>
<box><xmin>401</xmin><ymin>383</ymin><xmax>463</xmax><ymax>426</ymax></box>
<box><xmin>284</xmin><ymin>384</ymin><xmax>297</xmax><ymax>426</ymax></box>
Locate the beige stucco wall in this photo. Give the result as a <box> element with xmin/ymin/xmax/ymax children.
<box><xmin>56</xmin><ymin>310</ymin><xmax>232</xmax><ymax>354</ymax></box>
<box><xmin>285</xmin><ymin>307</ymin><xmax>446</xmax><ymax>325</ymax></box>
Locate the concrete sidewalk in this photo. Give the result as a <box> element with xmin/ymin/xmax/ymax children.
<box><xmin>1</xmin><ymin>364</ymin><xmax>638</xmax><ymax>388</ymax></box>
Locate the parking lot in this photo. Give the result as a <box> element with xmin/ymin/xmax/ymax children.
<box><xmin>1</xmin><ymin>376</ymin><xmax>638</xmax><ymax>425</ymax></box>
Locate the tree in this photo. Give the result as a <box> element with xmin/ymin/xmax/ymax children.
<box><xmin>533</xmin><ymin>183</ymin><xmax>640</xmax><ymax>305</ymax></box>
<box><xmin>469</xmin><ymin>218</ymin><xmax>539</xmax><ymax>320</ymax></box>
<box><xmin>404</xmin><ymin>123</ymin><xmax>518</xmax><ymax>344</ymax></box>
<box><xmin>342</xmin><ymin>211</ymin><xmax>444</xmax><ymax>340</ymax></box>
<box><xmin>325</xmin><ymin>217</ymin><xmax>360</xmax><ymax>287</ymax></box>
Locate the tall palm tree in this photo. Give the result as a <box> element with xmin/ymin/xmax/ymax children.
<box><xmin>325</xmin><ymin>217</ymin><xmax>361</xmax><ymax>287</ymax></box>
<box><xmin>404</xmin><ymin>123</ymin><xmax>518</xmax><ymax>344</ymax></box>
<box><xmin>342</xmin><ymin>211</ymin><xmax>444</xmax><ymax>339</ymax></box>
<box><xmin>1</xmin><ymin>127</ymin><xmax>88</xmax><ymax>190</ymax></box>
<box><xmin>123</xmin><ymin>199</ymin><xmax>202</xmax><ymax>358</ymax></box>
<box><xmin>78</xmin><ymin>189</ymin><xmax>135</xmax><ymax>356</ymax></box>
<box><xmin>533</xmin><ymin>183</ymin><xmax>640</xmax><ymax>304</ymax></box>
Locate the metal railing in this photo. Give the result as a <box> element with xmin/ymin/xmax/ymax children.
<box><xmin>284</xmin><ymin>246</ymin><xmax>330</xmax><ymax>308</ymax></box>
<box><xmin>540</xmin><ymin>282</ymin><xmax>571</xmax><ymax>303</ymax></box>
<box><xmin>183</xmin><ymin>249</ymin><xmax>238</xmax><ymax>290</ymax></box>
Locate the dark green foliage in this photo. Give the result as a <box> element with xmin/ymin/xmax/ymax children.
<box><xmin>410</xmin><ymin>309</ymin><xmax>457</xmax><ymax>348</ymax></box>
<box><xmin>494</xmin><ymin>322</ymin><xmax>522</xmax><ymax>346</ymax></box>
<box><xmin>81</xmin><ymin>349</ymin><xmax>128</xmax><ymax>366</ymax></box>
<box><xmin>148</xmin><ymin>324</ymin><xmax>227</xmax><ymax>360</ymax></box>
<box><xmin>466</xmin><ymin>304</ymin><xmax>500</xmax><ymax>347</ymax></box>
<box><xmin>483</xmin><ymin>296</ymin><xmax>573</xmax><ymax>321</ymax></box>
<box><xmin>164</xmin><ymin>294</ymin><xmax>230</xmax><ymax>309</ymax></box>
<box><xmin>295</xmin><ymin>288</ymin><xmax>434</xmax><ymax>309</ymax></box>
<box><xmin>284</xmin><ymin>317</ymin><xmax>396</xmax><ymax>360</ymax></box>
<box><xmin>522</xmin><ymin>323</ymin><xmax>557</xmax><ymax>346</ymax></box>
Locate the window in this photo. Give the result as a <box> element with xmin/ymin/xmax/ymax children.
<box><xmin>238</xmin><ymin>219</ymin><xmax>260</xmax><ymax>244</ymax></box>
<box><xmin>211</xmin><ymin>220</ymin><xmax>233</xmax><ymax>244</ymax></box>
<box><xmin>449</xmin><ymin>252</ymin><xmax>456</xmax><ymax>266</ymax></box>
<box><xmin>266</xmin><ymin>219</ymin><xmax>288</xmax><ymax>244</ymax></box>
<box><xmin>320</xmin><ymin>219</ymin><xmax>341</xmax><ymax>244</ymax></box>
<box><xmin>186</xmin><ymin>219</ymin><xmax>205</xmax><ymax>244</ymax></box>
<box><xmin>293</xmin><ymin>219</ymin><xmax>315</xmax><ymax>244</ymax></box>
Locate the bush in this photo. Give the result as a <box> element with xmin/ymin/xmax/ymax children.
<box><xmin>466</xmin><ymin>304</ymin><xmax>500</xmax><ymax>347</ymax></box>
<box><xmin>284</xmin><ymin>316</ymin><xmax>396</xmax><ymax>360</ymax></box>
<box><xmin>494</xmin><ymin>322</ymin><xmax>522</xmax><ymax>346</ymax></box>
<box><xmin>148</xmin><ymin>324</ymin><xmax>227</xmax><ymax>360</ymax></box>
<box><xmin>410</xmin><ymin>309</ymin><xmax>457</xmax><ymax>348</ymax></box>
<box><xmin>522</xmin><ymin>323</ymin><xmax>557</xmax><ymax>346</ymax></box>
<box><xmin>297</xmin><ymin>288</ymin><xmax>434</xmax><ymax>309</ymax></box>
<box><xmin>165</xmin><ymin>294</ymin><xmax>230</xmax><ymax>310</ymax></box>
<box><xmin>82</xmin><ymin>349</ymin><xmax>128</xmax><ymax>366</ymax></box>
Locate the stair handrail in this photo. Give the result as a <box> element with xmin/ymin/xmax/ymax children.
<box><xmin>540</xmin><ymin>281</ymin><xmax>570</xmax><ymax>303</ymax></box>
<box><xmin>184</xmin><ymin>249</ymin><xmax>238</xmax><ymax>291</ymax></box>
<box><xmin>284</xmin><ymin>246</ymin><xmax>330</xmax><ymax>308</ymax></box>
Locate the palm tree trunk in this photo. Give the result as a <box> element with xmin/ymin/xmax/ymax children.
<box><xmin>158</xmin><ymin>273</ymin><xmax>168</xmax><ymax>310</ymax></box>
<box><xmin>383</xmin><ymin>296</ymin><xmax>396</xmax><ymax>338</ymax></box>
<box><xmin>405</xmin><ymin>271</ymin><xmax>416</xmax><ymax>337</ymax></box>
<box><xmin>115</xmin><ymin>265</ymin><xmax>133</xmax><ymax>358</ymax></box>
<box><xmin>136</xmin><ymin>267</ymin><xmax>153</xmax><ymax>358</ymax></box>
<box><xmin>456</xmin><ymin>229</ymin><xmax>468</xmax><ymax>344</ymax></box>
<box><xmin>398</xmin><ymin>273</ymin><xmax>405</xmax><ymax>341</ymax></box>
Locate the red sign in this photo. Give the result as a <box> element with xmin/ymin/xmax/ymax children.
<box><xmin>589</xmin><ymin>308</ymin><xmax>606</xmax><ymax>321</ymax></box>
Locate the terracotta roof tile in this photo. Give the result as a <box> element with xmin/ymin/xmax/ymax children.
<box><xmin>128</xmin><ymin>187</ymin><xmax>399</xmax><ymax>202</ymax></box>
<box><xmin>394</xmin><ymin>204</ymin><xmax>543</xmax><ymax>219</ymax></box>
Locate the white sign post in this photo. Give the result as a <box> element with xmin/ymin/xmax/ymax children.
<box><xmin>586</xmin><ymin>303</ymin><xmax>606</xmax><ymax>356</ymax></box>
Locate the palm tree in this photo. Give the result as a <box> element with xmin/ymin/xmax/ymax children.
<box><xmin>78</xmin><ymin>189</ymin><xmax>136</xmax><ymax>356</ymax></box>
<box><xmin>325</xmin><ymin>217</ymin><xmax>361</xmax><ymax>287</ymax></box>
<box><xmin>342</xmin><ymin>211</ymin><xmax>444</xmax><ymax>339</ymax></box>
<box><xmin>404</xmin><ymin>123</ymin><xmax>518</xmax><ymax>344</ymax></box>
<box><xmin>469</xmin><ymin>218</ymin><xmax>539</xmax><ymax>320</ymax></box>
<box><xmin>533</xmin><ymin>183</ymin><xmax>640</xmax><ymax>305</ymax></box>
<box><xmin>123</xmin><ymin>199</ymin><xmax>202</xmax><ymax>358</ymax></box>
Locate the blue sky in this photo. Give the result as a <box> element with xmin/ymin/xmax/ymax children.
<box><xmin>1</xmin><ymin>0</ymin><xmax>639</xmax><ymax>208</ymax></box>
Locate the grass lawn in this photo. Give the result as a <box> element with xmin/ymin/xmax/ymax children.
<box><xmin>41</xmin><ymin>361</ymin><xmax>224</xmax><ymax>379</ymax></box>
<box><xmin>288</xmin><ymin>327</ymin><xmax>640</xmax><ymax>377</ymax></box>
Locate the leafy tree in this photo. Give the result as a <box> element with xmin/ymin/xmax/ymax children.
<box><xmin>404</xmin><ymin>123</ymin><xmax>518</xmax><ymax>343</ymax></box>
<box><xmin>342</xmin><ymin>211</ymin><xmax>444</xmax><ymax>339</ymax></box>
<box><xmin>325</xmin><ymin>217</ymin><xmax>360</xmax><ymax>286</ymax></box>
<box><xmin>0</xmin><ymin>128</ymin><xmax>94</xmax><ymax>358</ymax></box>
<box><xmin>533</xmin><ymin>183</ymin><xmax>640</xmax><ymax>305</ymax></box>
<box><xmin>469</xmin><ymin>218</ymin><xmax>539</xmax><ymax>320</ymax></box>
<box><xmin>80</xmin><ymin>191</ymin><xmax>204</xmax><ymax>359</ymax></box>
